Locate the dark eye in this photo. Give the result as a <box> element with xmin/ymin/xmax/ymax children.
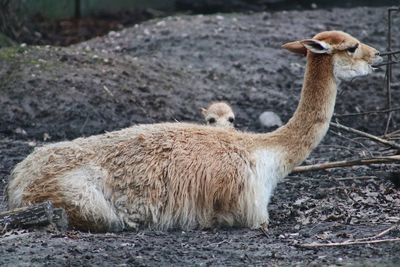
<box><xmin>347</xmin><ymin>45</ymin><xmax>358</xmax><ymax>53</ymax></box>
<box><xmin>207</xmin><ymin>118</ymin><xmax>216</xmax><ymax>124</ymax></box>
<box><xmin>228</xmin><ymin>117</ymin><xmax>235</xmax><ymax>123</ymax></box>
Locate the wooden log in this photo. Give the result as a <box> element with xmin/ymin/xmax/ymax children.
<box><xmin>0</xmin><ymin>201</ymin><xmax>68</xmax><ymax>231</ymax></box>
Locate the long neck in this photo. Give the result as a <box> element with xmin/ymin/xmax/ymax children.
<box><xmin>256</xmin><ymin>53</ymin><xmax>337</xmax><ymax>169</ymax></box>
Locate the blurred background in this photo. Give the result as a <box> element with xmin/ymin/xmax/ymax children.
<box><xmin>1</xmin><ymin>0</ymin><xmax>399</xmax><ymax>47</ymax></box>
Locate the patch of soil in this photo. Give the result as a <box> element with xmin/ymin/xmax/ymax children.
<box><xmin>14</xmin><ymin>10</ymin><xmax>160</xmax><ymax>47</ymax></box>
<box><xmin>0</xmin><ymin>6</ymin><xmax>400</xmax><ymax>266</ymax></box>
<box><xmin>5</xmin><ymin>0</ymin><xmax>399</xmax><ymax>47</ymax></box>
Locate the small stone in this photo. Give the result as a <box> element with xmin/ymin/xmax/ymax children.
<box><xmin>108</xmin><ymin>31</ymin><xmax>120</xmax><ymax>38</ymax></box>
<box><xmin>43</xmin><ymin>133</ymin><xmax>51</xmax><ymax>141</ymax></box>
<box><xmin>28</xmin><ymin>141</ymin><xmax>37</xmax><ymax>147</ymax></box>
<box><xmin>156</xmin><ymin>21</ymin><xmax>166</xmax><ymax>27</ymax></box>
<box><xmin>259</xmin><ymin>111</ymin><xmax>283</xmax><ymax>127</ymax></box>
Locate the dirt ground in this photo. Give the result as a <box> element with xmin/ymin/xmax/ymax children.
<box><xmin>0</xmin><ymin>6</ymin><xmax>400</xmax><ymax>266</ymax></box>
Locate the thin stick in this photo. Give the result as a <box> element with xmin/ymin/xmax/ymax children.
<box><xmin>334</xmin><ymin>176</ymin><xmax>378</xmax><ymax>181</ymax></box>
<box><xmin>379</xmin><ymin>49</ymin><xmax>400</xmax><ymax>56</ymax></box>
<box><xmin>334</xmin><ymin>107</ymin><xmax>400</xmax><ymax>118</ymax></box>
<box><xmin>292</xmin><ymin>155</ymin><xmax>400</xmax><ymax>173</ymax></box>
<box><xmin>383</xmin><ymin>7</ymin><xmax>400</xmax><ymax>134</ymax></box>
<box><xmin>330</xmin><ymin>122</ymin><xmax>400</xmax><ymax>150</ymax></box>
<box><xmin>202</xmin><ymin>239</ymin><xmax>231</xmax><ymax>248</ymax></box>
<box><xmin>387</xmin><ymin>129</ymin><xmax>400</xmax><ymax>136</ymax></box>
<box><xmin>385</xmin><ymin>7</ymin><xmax>392</xmax><ymax>135</ymax></box>
<box><xmin>298</xmin><ymin>237</ymin><xmax>400</xmax><ymax>248</ymax></box>
<box><xmin>372</xmin><ymin>60</ymin><xmax>400</xmax><ymax>68</ymax></box>
<box><xmin>385</xmin><ymin>129</ymin><xmax>400</xmax><ymax>139</ymax></box>
<box><xmin>361</xmin><ymin>224</ymin><xmax>399</xmax><ymax>241</ymax></box>
<box><xmin>299</xmin><ymin>223</ymin><xmax>399</xmax><ymax>248</ymax></box>
<box><xmin>330</xmin><ymin>130</ymin><xmax>374</xmax><ymax>157</ymax></box>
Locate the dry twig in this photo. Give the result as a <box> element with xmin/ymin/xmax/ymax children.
<box><xmin>298</xmin><ymin>237</ymin><xmax>400</xmax><ymax>248</ymax></box>
<box><xmin>334</xmin><ymin>175</ymin><xmax>378</xmax><ymax>181</ymax></box>
<box><xmin>292</xmin><ymin>155</ymin><xmax>400</xmax><ymax>173</ymax></box>
<box><xmin>330</xmin><ymin>122</ymin><xmax>400</xmax><ymax>150</ymax></box>
<box><xmin>334</xmin><ymin>107</ymin><xmax>400</xmax><ymax>118</ymax></box>
<box><xmin>298</xmin><ymin>223</ymin><xmax>400</xmax><ymax>248</ymax></box>
<box><xmin>330</xmin><ymin>130</ymin><xmax>374</xmax><ymax>157</ymax></box>
<box><xmin>359</xmin><ymin>224</ymin><xmax>399</xmax><ymax>241</ymax></box>
<box><xmin>379</xmin><ymin>49</ymin><xmax>400</xmax><ymax>56</ymax></box>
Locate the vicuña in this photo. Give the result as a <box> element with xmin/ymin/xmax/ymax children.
<box><xmin>202</xmin><ymin>102</ymin><xmax>235</xmax><ymax>128</ymax></box>
<box><xmin>7</xmin><ymin>31</ymin><xmax>381</xmax><ymax>232</ymax></box>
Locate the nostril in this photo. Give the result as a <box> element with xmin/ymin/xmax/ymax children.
<box><xmin>375</xmin><ymin>51</ymin><xmax>380</xmax><ymax>56</ymax></box>
<box><xmin>374</xmin><ymin>55</ymin><xmax>383</xmax><ymax>64</ymax></box>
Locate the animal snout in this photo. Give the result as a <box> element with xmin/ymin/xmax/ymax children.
<box><xmin>373</xmin><ymin>55</ymin><xmax>383</xmax><ymax>65</ymax></box>
<box><xmin>370</xmin><ymin>49</ymin><xmax>383</xmax><ymax>65</ymax></box>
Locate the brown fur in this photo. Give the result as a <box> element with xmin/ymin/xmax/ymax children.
<box><xmin>7</xmin><ymin>31</ymin><xmax>381</xmax><ymax>232</ymax></box>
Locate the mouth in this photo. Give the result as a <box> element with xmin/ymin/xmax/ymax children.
<box><xmin>371</xmin><ymin>53</ymin><xmax>400</xmax><ymax>68</ymax></box>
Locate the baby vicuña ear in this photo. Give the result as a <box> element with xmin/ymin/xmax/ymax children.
<box><xmin>300</xmin><ymin>39</ymin><xmax>332</xmax><ymax>54</ymax></box>
<box><xmin>200</xmin><ymin>108</ymin><xmax>207</xmax><ymax>116</ymax></box>
<box><xmin>281</xmin><ymin>41</ymin><xmax>307</xmax><ymax>56</ymax></box>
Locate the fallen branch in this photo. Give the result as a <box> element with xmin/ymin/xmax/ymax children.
<box><xmin>0</xmin><ymin>201</ymin><xmax>68</xmax><ymax>232</ymax></box>
<box><xmin>330</xmin><ymin>122</ymin><xmax>400</xmax><ymax>150</ymax></box>
<box><xmin>298</xmin><ymin>237</ymin><xmax>400</xmax><ymax>248</ymax></box>
<box><xmin>292</xmin><ymin>155</ymin><xmax>400</xmax><ymax>173</ymax></box>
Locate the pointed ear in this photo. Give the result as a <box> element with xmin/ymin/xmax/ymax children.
<box><xmin>300</xmin><ymin>39</ymin><xmax>332</xmax><ymax>54</ymax></box>
<box><xmin>282</xmin><ymin>41</ymin><xmax>307</xmax><ymax>56</ymax></box>
<box><xmin>201</xmin><ymin>108</ymin><xmax>207</xmax><ymax>116</ymax></box>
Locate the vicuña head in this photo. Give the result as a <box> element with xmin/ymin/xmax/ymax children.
<box><xmin>201</xmin><ymin>102</ymin><xmax>235</xmax><ymax>128</ymax></box>
<box><xmin>7</xmin><ymin>31</ymin><xmax>381</xmax><ymax>232</ymax></box>
<box><xmin>282</xmin><ymin>31</ymin><xmax>381</xmax><ymax>80</ymax></box>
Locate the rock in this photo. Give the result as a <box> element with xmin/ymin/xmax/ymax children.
<box><xmin>258</xmin><ymin>111</ymin><xmax>283</xmax><ymax>127</ymax></box>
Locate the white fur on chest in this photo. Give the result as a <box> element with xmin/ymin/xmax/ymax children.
<box><xmin>239</xmin><ymin>149</ymin><xmax>285</xmax><ymax>228</ymax></box>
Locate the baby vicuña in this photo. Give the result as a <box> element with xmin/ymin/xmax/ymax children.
<box><xmin>202</xmin><ymin>102</ymin><xmax>235</xmax><ymax>128</ymax></box>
